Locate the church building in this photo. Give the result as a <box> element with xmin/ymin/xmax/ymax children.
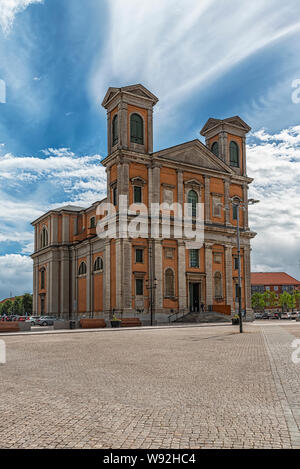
<box><xmin>31</xmin><ymin>84</ymin><xmax>256</xmax><ymax>323</ymax></box>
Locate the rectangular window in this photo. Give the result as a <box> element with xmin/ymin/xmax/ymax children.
<box><xmin>235</xmin><ymin>284</ymin><xmax>240</xmax><ymax>299</ymax></box>
<box><xmin>274</xmin><ymin>286</ymin><xmax>278</xmax><ymax>291</ymax></box>
<box><xmin>214</xmin><ymin>253</ymin><xmax>222</xmax><ymax>264</ymax></box>
<box><xmin>165</xmin><ymin>248</ymin><xmax>175</xmax><ymax>259</ymax></box>
<box><xmin>234</xmin><ymin>257</ymin><xmax>239</xmax><ymax>270</ymax></box>
<box><xmin>233</xmin><ymin>204</ymin><xmax>238</xmax><ymax>220</ymax></box>
<box><xmin>135</xmin><ymin>248</ymin><xmax>144</xmax><ymax>263</ymax></box>
<box><xmin>134</xmin><ymin>186</ymin><xmax>142</xmax><ymax>203</ymax></box>
<box><xmin>190</xmin><ymin>249</ymin><xmax>199</xmax><ymax>268</ymax></box>
<box><xmin>136</xmin><ymin>278</ymin><xmax>144</xmax><ymax>296</ymax></box>
<box><xmin>90</xmin><ymin>217</ymin><xmax>96</xmax><ymax>228</ymax></box>
<box><xmin>265</xmin><ymin>286</ymin><xmax>270</xmax><ymax>291</ymax></box>
<box><xmin>212</xmin><ymin>196</ymin><xmax>222</xmax><ymax>218</ymax></box>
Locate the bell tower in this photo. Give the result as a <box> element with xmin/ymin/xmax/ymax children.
<box><xmin>102</xmin><ymin>84</ymin><xmax>159</xmax><ymax>156</ymax></box>
<box><xmin>200</xmin><ymin>116</ymin><xmax>251</xmax><ymax>177</ymax></box>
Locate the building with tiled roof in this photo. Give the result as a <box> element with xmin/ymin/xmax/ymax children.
<box><xmin>251</xmin><ymin>272</ymin><xmax>300</xmax><ymax>296</ymax></box>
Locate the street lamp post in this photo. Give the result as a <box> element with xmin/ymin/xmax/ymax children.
<box><xmin>146</xmin><ymin>243</ymin><xmax>157</xmax><ymax>326</ymax></box>
<box><xmin>230</xmin><ymin>197</ymin><xmax>259</xmax><ymax>333</ymax></box>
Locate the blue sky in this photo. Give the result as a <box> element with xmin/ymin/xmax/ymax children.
<box><xmin>0</xmin><ymin>0</ymin><xmax>300</xmax><ymax>299</ymax></box>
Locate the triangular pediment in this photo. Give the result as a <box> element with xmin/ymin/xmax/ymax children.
<box><xmin>154</xmin><ymin>140</ymin><xmax>233</xmax><ymax>174</ymax></box>
<box><xmin>102</xmin><ymin>84</ymin><xmax>158</xmax><ymax>108</ymax></box>
<box><xmin>200</xmin><ymin>116</ymin><xmax>251</xmax><ymax>136</ymax></box>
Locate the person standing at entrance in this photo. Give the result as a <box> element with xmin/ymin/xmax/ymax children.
<box><xmin>201</xmin><ymin>303</ymin><xmax>205</xmax><ymax>313</ymax></box>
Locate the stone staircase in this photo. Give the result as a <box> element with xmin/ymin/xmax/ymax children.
<box><xmin>174</xmin><ymin>311</ymin><xmax>232</xmax><ymax>324</ymax></box>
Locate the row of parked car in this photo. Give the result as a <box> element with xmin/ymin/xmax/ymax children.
<box><xmin>0</xmin><ymin>315</ymin><xmax>57</xmax><ymax>326</ymax></box>
<box><xmin>255</xmin><ymin>311</ymin><xmax>300</xmax><ymax>320</ymax></box>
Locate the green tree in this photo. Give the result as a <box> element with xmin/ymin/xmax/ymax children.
<box><xmin>279</xmin><ymin>291</ymin><xmax>292</xmax><ymax>312</ymax></box>
<box><xmin>1</xmin><ymin>299</ymin><xmax>13</xmax><ymax>316</ymax></box>
<box><xmin>22</xmin><ymin>293</ymin><xmax>33</xmax><ymax>315</ymax></box>
<box><xmin>293</xmin><ymin>290</ymin><xmax>300</xmax><ymax>310</ymax></box>
<box><xmin>12</xmin><ymin>297</ymin><xmax>23</xmax><ymax>315</ymax></box>
<box><xmin>263</xmin><ymin>290</ymin><xmax>278</xmax><ymax>309</ymax></box>
<box><xmin>251</xmin><ymin>293</ymin><xmax>265</xmax><ymax>312</ymax></box>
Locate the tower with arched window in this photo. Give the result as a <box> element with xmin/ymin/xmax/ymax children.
<box><xmin>102</xmin><ymin>84</ymin><xmax>159</xmax><ymax>155</ymax></box>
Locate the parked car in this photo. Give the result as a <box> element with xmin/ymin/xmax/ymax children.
<box><xmin>17</xmin><ymin>316</ymin><xmax>27</xmax><ymax>322</ymax></box>
<box><xmin>255</xmin><ymin>313</ymin><xmax>263</xmax><ymax>319</ymax></box>
<box><xmin>281</xmin><ymin>312</ymin><xmax>291</xmax><ymax>320</ymax></box>
<box><xmin>36</xmin><ymin>316</ymin><xmax>57</xmax><ymax>326</ymax></box>
<box><xmin>26</xmin><ymin>316</ymin><xmax>40</xmax><ymax>325</ymax></box>
<box><xmin>290</xmin><ymin>311</ymin><xmax>299</xmax><ymax>320</ymax></box>
<box><xmin>261</xmin><ymin>312</ymin><xmax>269</xmax><ymax>320</ymax></box>
<box><xmin>268</xmin><ymin>312</ymin><xmax>280</xmax><ymax>320</ymax></box>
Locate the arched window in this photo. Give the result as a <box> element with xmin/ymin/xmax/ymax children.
<box><xmin>211</xmin><ymin>142</ymin><xmax>219</xmax><ymax>157</ymax></box>
<box><xmin>188</xmin><ymin>190</ymin><xmax>198</xmax><ymax>218</ymax></box>
<box><xmin>78</xmin><ymin>261</ymin><xmax>87</xmax><ymax>276</ymax></box>
<box><xmin>40</xmin><ymin>269</ymin><xmax>45</xmax><ymax>289</ymax></box>
<box><xmin>130</xmin><ymin>113</ymin><xmax>143</xmax><ymax>144</ymax></box>
<box><xmin>165</xmin><ymin>268</ymin><xmax>175</xmax><ymax>298</ymax></box>
<box><xmin>230</xmin><ymin>141</ymin><xmax>239</xmax><ymax>167</ymax></box>
<box><xmin>40</xmin><ymin>227</ymin><xmax>48</xmax><ymax>248</ymax></box>
<box><xmin>112</xmin><ymin>114</ymin><xmax>118</xmax><ymax>146</ymax></box>
<box><xmin>93</xmin><ymin>257</ymin><xmax>103</xmax><ymax>272</ymax></box>
<box><xmin>214</xmin><ymin>272</ymin><xmax>222</xmax><ymax>299</ymax></box>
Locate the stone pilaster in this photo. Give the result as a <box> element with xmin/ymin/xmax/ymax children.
<box><xmin>224</xmin><ymin>245</ymin><xmax>233</xmax><ymax>312</ymax></box>
<box><xmin>205</xmin><ymin>243</ymin><xmax>213</xmax><ymax>307</ymax></box>
<box><xmin>33</xmin><ymin>262</ymin><xmax>39</xmax><ymax>315</ymax></box>
<box><xmin>106</xmin><ymin>166</ymin><xmax>111</xmax><ymax>204</ymax></box>
<box><xmin>49</xmin><ymin>254</ymin><xmax>59</xmax><ymax>315</ymax></box>
<box><xmin>119</xmin><ymin>102</ymin><xmax>128</xmax><ymax>150</ymax></box>
<box><xmin>219</xmin><ymin>131</ymin><xmax>228</xmax><ymax>162</ymax></box>
<box><xmin>154</xmin><ymin>239</ymin><xmax>163</xmax><ymax>312</ymax></box>
<box><xmin>115</xmin><ymin>239</ymin><xmax>122</xmax><ymax>310</ymax></box>
<box><xmin>178</xmin><ymin>241</ymin><xmax>187</xmax><ymax>312</ymax></box>
<box><xmin>148</xmin><ymin>108</ymin><xmax>153</xmax><ymax>153</ymax></box>
<box><xmin>60</xmin><ymin>248</ymin><xmax>70</xmax><ymax>319</ymax></box>
<box><xmin>177</xmin><ymin>169</ymin><xmax>183</xmax><ymax>206</ymax></box>
<box><xmin>122</xmin><ymin>239</ymin><xmax>132</xmax><ymax>312</ymax></box>
<box><xmin>244</xmin><ymin>246</ymin><xmax>253</xmax><ymax>319</ymax></box>
<box><xmin>204</xmin><ymin>176</ymin><xmax>211</xmax><ymax>224</ymax></box>
<box><xmin>34</xmin><ymin>227</ymin><xmax>38</xmax><ymax>252</ymax></box>
<box><xmin>51</xmin><ymin>215</ymin><xmax>58</xmax><ymax>245</ymax></box>
<box><xmin>242</xmin><ymin>136</ymin><xmax>247</xmax><ymax>176</ymax></box>
<box><xmin>71</xmin><ymin>249</ymin><xmax>77</xmax><ymax>317</ymax></box>
<box><xmin>62</xmin><ymin>215</ymin><xmax>69</xmax><ymax>244</ymax></box>
<box><xmin>224</xmin><ymin>180</ymin><xmax>231</xmax><ymax>226</ymax></box>
<box><xmin>148</xmin><ymin>166</ymin><xmax>153</xmax><ymax>207</ymax></box>
<box><xmin>243</xmin><ymin>185</ymin><xmax>249</xmax><ymax>229</ymax></box>
<box><xmin>46</xmin><ymin>262</ymin><xmax>51</xmax><ymax>315</ymax></box>
<box><xmin>104</xmin><ymin>241</ymin><xmax>111</xmax><ymax>312</ymax></box>
<box><xmin>86</xmin><ymin>243</ymin><xmax>92</xmax><ymax>315</ymax></box>
<box><xmin>107</xmin><ymin>113</ymin><xmax>111</xmax><ymax>155</ymax></box>
<box><xmin>152</xmin><ymin>164</ymin><xmax>161</xmax><ymax>205</ymax></box>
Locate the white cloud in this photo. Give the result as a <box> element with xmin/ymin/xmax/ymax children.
<box><xmin>248</xmin><ymin>126</ymin><xmax>300</xmax><ymax>279</ymax></box>
<box><xmin>0</xmin><ymin>254</ymin><xmax>32</xmax><ymax>299</ymax></box>
<box><xmin>90</xmin><ymin>0</ymin><xmax>300</xmax><ymax>124</ymax></box>
<box><xmin>0</xmin><ymin>148</ymin><xmax>107</xmax><ymax>265</ymax></box>
<box><xmin>0</xmin><ymin>0</ymin><xmax>43</xmax><ymax>34</ymax></box>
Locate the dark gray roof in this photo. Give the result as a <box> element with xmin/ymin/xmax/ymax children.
<box><xmin>53</xmin><ymin>205</ymin><xmax>85</xmax><ymax>212</ymax></box>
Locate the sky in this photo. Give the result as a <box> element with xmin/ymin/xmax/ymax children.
<box><xmin>0</xmin><ymin>0</ymin><xmax>300</xmax><ymax>299</ymax></box>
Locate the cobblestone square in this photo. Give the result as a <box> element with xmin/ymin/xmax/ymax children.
<box><xmin>0</xmin><ymin>323</ymin><xmax>299</xmax><ymax>449</ymax></box>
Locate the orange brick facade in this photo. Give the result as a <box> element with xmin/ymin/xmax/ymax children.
<box><xmin>31</xmin><ymin>85</ymin><xmax>256</xmax><ymax>323</ymax></box>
